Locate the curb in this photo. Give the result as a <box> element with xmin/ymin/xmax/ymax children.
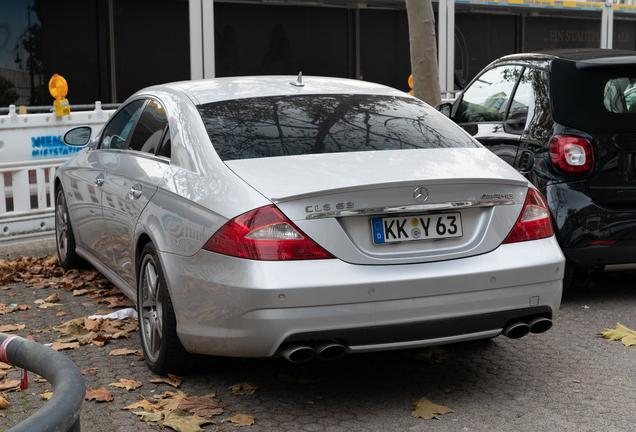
<box><xmin>0</xmin><ymin>235</ymin><xmax>57</xmax><ymax>259</ymax></box>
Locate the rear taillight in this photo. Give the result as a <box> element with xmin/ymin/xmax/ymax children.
<box><xmin>203</xmin><ymin>205</ymin><xmax>334</xmax><ymax>261</ymax></box>
<box><xmin>549</xmin><ymin>135</ymin><xmax>593</xmax><ymax>174</ymax></box>
<box><xmin>504</xmin><ymin>189</ymin><xmax>554</xmax><ymax>244</ymax></box>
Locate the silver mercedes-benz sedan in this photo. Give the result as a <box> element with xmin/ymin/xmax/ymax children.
<box><xmin>55</xmin><ymin>75</ymin><xmax>565</xmax><ymax>374</ymax></box>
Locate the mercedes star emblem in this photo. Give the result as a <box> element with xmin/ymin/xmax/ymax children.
<box><xmin>413</xmin><ymin>187</ymin><xmax>428</xmax><ymax>203</ymax></box>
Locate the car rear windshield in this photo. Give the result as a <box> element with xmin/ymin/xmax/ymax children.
<box><xmin>197</xmin><ymin>94</ymin><xmax>477</xmax><ymax>161</ymax></box>
<box><xmin>551</xmin><ymin>58</ymin><xmax>636</xmax><ymax>133</ymax></box>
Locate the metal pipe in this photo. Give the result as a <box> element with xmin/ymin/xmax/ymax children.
<box><xmin>312</xmin><ymin>341</ymin><xmax>346</xmax><ymax>361</ymax></box>
<box><xmin>278</xmin><ymin>343</ymin><xmax>315</xmax><ymax>363</ymax></box>
<box><xmin>501</xmin><ymin>321</ymin><xmax>530</xmax><ymax>339</ymax></box>
<box><xmin>0</xmin><ymin>333</ymin><xmax>85</xmax><ymax>432</ymax></box>
<box><xmin>0</xmin><ymin>103</ymin><xmax>120</xmax><ymax>115</ymax></box>
<box><xmin>526</xmin><ymin>316</ymin><xmax>553</xmax><ymax>334</ymax></box>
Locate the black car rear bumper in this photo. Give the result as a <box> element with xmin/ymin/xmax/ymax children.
<box><xmin>545</xmin><ymin>181</ymin><xmax>636</xmax><ymax>267</ymax></box>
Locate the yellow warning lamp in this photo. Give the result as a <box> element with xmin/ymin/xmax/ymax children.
<box><xmin>408</xmin><ymin>74</ymin><xmax>413</xmax><ymax>95</ymax></box>
<box><xmin>49</xmin><ymin>74</ymin><xmax>71</xmax><ymax>117</ymax></box>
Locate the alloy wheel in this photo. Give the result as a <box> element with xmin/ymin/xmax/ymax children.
<box><xmin>55</xmin><ymin>190</ymin><xmax>69</xmax><ymax>263</ymax></box>
<box><xmin>140</xmin><ymin>255</ymin><xmax>163</xmax><ymax>363</ymax></box>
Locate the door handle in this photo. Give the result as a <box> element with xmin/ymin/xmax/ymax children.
<box><xmin>129</xmin><ymin>184</ymin><xmax>142</xmax><ymax>199</ymax></box>
<box><xmin>95</xmin><ymin>174</ymin><xmax>105</xmax><ymax>187</ymax></box>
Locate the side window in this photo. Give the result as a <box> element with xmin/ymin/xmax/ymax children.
<box><xmin>156</xmin><ymin>126</ymin><xmax>172</xmax><ymax>160</ymax></box>
<box><xmin>100</xmin><ymin>99</ymin><xmax>145</xmax><ymax>150</ymax></box>
<box><xmin>128</xmin><ymin>99</ymin><xmax>168</xmax><ymax>153</ymax></box>
<box><xmin>456</xmin><ymin>65</ymin><xmax>524</xmax><ymax>123</ymax></box>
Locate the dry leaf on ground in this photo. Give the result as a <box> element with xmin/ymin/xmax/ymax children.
<box><xmin>40</xmin><ymin>392</ymin><xmax>53</xmax><ymax>400</ymax></box>
<box><xmin>51</xmin><ymin>342</ymin><xmax>80</xmax><ymax>351</ymax></box>
<box><xmin>0</xmin><ymin>379</ymin><xmax>22</xmax><ymax>392</ymax></box>
<box><xmin>598</xmin><ymin>323</ymin><xmax>636</xmax><ymax>347</ymax></box>
<box><xmin>0</xmin><ymin>396</ymin><xmax>9</xmax><ymax>409</ymax></box>
<box><xmin>123</xmin><ymin>399</ymin><xmax>155</xmax><ymax>411</ymax></box>
<box><xmin>163</xmin><ymin>408</ymin><xmax>214</xmax><ymax>432</ymax></box>
<box><xmin>0</xmin><ymin>324</ymin><xmax>25</xmax><ymax>332</ymax></box>
<box><xmin>85</xmin><ymin>387</ymin><xmax>114</xmax><ymax>402</ymax></box>
<box><xmin>179</xmin><ymin>395</ymin><xmax>223</xmax><ymax>417</ymax></box>
<box><xmin>411</xmin><ymin>397</ymin><xmax>454</xmax><ymax>420</ymax></box>
<box><xmin>150</xmin><ymin>374</ymin><xmax>184</xmax><ymax>388</ymax></box>
<box><xmin>229</xmin><ymin>382</ymin><xmax>258</xmax><ymax>395</ymax></box>
<box><xmin>226</xmin><ymin>414</ymin><xmax>255</xmax><ymax>427</ymax></box>
<box><xmin>109</xmin><ymin>379</ymin><xmax>143</xmax><ymax>391</ymax></box>
<box><xmin>81</xmin><ymin>367</ymin><xmax>99</xmax><ymax>375</ymax></box>
<box><xmin>109</xmin><ymin>348</ymin><xmax>142</xmax><ymax>356</ymax></box>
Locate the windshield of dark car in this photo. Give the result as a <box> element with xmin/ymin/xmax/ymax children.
<box><xmin>197</xmin><ymin>94</ymin><xmax>477</xmax><ymax>161</ymax></box>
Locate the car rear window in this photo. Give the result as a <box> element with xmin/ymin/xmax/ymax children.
<box><xmin>604</xmin><ymin>78</ymin><xmax>636</xmax><ymax>113</ymax></box>
<box><xmin>550</xmin><ymin>58</ymin><xmax>636</xmax><ymax>133</ymax></box>
<box><xmin>197</xmin><ymin>94</ymin><xmax>477</xmax><ymax>161</ymax></box>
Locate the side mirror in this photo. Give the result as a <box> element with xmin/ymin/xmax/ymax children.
<box><xmin>435</xmin><ymin>103</ymin><xmax>453</xmax><ymax>118</ymax></box>
<box><xmin>62</xmin><ymin>126</ymin><xmax>92</xmax><ymax>146</ymax></box>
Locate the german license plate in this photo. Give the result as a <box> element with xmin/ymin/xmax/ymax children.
<box><xmin>371</xmin><ymin>213</ymin><xmax>463</xmax><ymax>244</ymax></box>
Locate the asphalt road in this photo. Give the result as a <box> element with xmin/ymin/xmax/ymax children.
<box><xmin>0</xmin><ymin>259</ymin><xmax>635</xmax><ymax>432</ymax></box>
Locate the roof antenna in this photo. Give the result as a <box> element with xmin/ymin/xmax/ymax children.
<box><xmin>290</xmin><ymin>72</ymin><xmax>304</xmax><ymax>87</ymax></box>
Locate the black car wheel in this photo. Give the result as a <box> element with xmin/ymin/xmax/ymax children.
<box><xmin>55</xmin><ymin>187</ymin><xmax>84</xmax><ymax>270</ymax></box>
<box><xmin>138</xmin><ymin>243</ymin><xmax>192</xmax><ymax>374</ymax></box>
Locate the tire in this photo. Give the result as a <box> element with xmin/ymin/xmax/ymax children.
<box><xmin>55</xmin><ymin>186</ymin><xmax>85</xmax><ymax>270</ymax></box>
<box><xmin>561</xmin><ymin>259</ymin><xmax>585</xmax><ymax>296</ymax></box>
<box><xmin>137</xmin><ymin>243</ymin><xmax>193</xmax><ymax>375</ymax></box>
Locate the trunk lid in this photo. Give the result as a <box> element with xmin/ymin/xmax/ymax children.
<box><xmin>225</xmin><ymin>149</ymin><xmax>530</xmax><ymax>265</ymax></box>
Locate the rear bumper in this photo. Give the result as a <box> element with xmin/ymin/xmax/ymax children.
<box><xmin>545</xmin><ymin>181</ymin><xmax>636</xmax><ymax>267</ymax></box>
<box><xmin>159</xmin><ymin>237</ymin><xmax>564</xmax><ymax>358</ymax></box>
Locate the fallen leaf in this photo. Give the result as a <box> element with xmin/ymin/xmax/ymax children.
<box><xmin>56</xmin><ymin>312</ymin><xmax>67</xmax><ymax>317</ymax></box>
<box><xmin>81</xmin><ymin>367</ymin><xmax>99</xmax><ymax>375</ymax></box>
<box><xmin>150</xmin><ymin>374</ymin><xmax>184</xmax><ymax>388</ymax></box>
<box><xmin>51</xmin><ymin>342</ymin><xmax>80</xmax><ymax>351</ymax></box>
<box><xmin>179</xmin><ymin>395</ymin><xmax>223</xmax><ymax>417</ymax></box>
<box><xmin>40</xmin><ymin>392</ymin><xmax>53</xmax><ymax>400</ymax></box>
<box><xmin>0</xmin><ymin>324</ymin><xmax>25</xmax><ymax>332</ymax></box>
<box><xmin>85</xmin><ymin>387</ymin><xmax>114</xmax><ymax>402</ymax></box>
<box><xmin>598</xmin><ymin>323</ymin><xmax>636</xmax><ymax>347</ymax></box>
<box><xmin>26</xmin><ymin>332</ymin><xmax>35</xmax><ymax>342</ymax></box>
<box><xmin>154</xmin><ymin>390</ymin><xmax>189</xmax><ymax>412</ymax></box>
<box><xmin>163</xmin><ymin>408</ymin><xmax>214</xmax><ymax>431</ymax></box>
<box><xmin>37</xmin><ymin>302</ymin><xmax>62</xmax><ymax>309</ymax></box>
<box><xmin>412</xmin><ymin>346</ymin><xmax>450</xmax><ymax>364</ymax></box>
<box><xmin>412</xmin><ymin>397</ymin><xmax>454</xmax><ymax>420</ymax></box>
<box><xmin>229</xmin><ymin>382</ymin><xmax>258</xmax><ymax>395</ymax></box>
<box><xmin>109</xmin><ymin>348</ymin><xmax>142</xmax><ymax>356</ymax></box>
<box><xmin>226</xmin><ymin>414</ymin><xmax>255</xmax><ymax>427</ymax></box>
<box><xmin>44</xmin><ymin>293</ymin><xmax>60</xmax><ymax>303</ymax></box>
<box><xmin>582</xmin><ymin>305</ymin><xmax>590</xmax><ymax>309</ymax></box>
<box><xmin>133</xmin><ymin>410</ymin><xmax>166</xmax><ymax>422</ymax></box>
<box><xmin>123</xmin><ymin>399</ymin><xmax>155</xmax><ymax>410</ymax></box>
<box><xmin>109</xmin><ymin>379</ymin><xmax>143</xmax><ymax>391</ymax></box>
<box><xmin>0</xmin><ymin>395</ymin><xmax>9</xmax><ymax>409</ymax></box>
<box><xmin>0</xmin><ymin>363</ymin><xmax>11</xmax><ymax>369</ymax></box>
<box><xmin>0</xmin><ymin>379</ymin><xmax>22</xmax><ymax>392</ymax></box>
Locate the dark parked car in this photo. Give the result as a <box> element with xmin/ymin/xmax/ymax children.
<box><xmin>438</xmin><ymin>49</ymin><xmax>636</xmax><ymax>290</ymax></box>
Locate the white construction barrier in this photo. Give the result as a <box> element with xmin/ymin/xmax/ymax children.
<box><xmin>0</xmin><ymin>104</ymin><xmax>114</xmax><ymax>243</ymax></box>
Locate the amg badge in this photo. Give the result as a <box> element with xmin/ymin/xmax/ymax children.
<box><xmin>481</xmin><ymin>193</ymin><xmax>514</xmax><ymax>200</ymax></box>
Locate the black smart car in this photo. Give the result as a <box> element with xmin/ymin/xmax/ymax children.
<box><xmin>438</xmin><ymin>48</ymin><xmax>636</xmax><ymax>290</ymax></box>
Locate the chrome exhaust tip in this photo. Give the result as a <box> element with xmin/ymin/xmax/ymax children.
<box><xmin>526</xmin><ymin>316</ymin><xmax>553</xmax><ymax>334</ymax></box>
<box><xmin>279</xmin><ymin>343</ymin><xmax>315</xmax><ymax>363</ymax></box>
<box><xmin>312</xmin><ymin>341</ymin><xmax>346</xmax><ymax>361</ymax></box>
<box><xmin>502</xmin><ymin>321</ymin><xmax>530</xmax><ymax>339</ymax></box>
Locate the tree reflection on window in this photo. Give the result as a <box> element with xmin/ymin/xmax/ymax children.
<box><xmin>198</xmin><ymin>94</ymin><xmax>476</xmax><ymax>161</ymax></box>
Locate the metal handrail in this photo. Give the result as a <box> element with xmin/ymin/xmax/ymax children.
<box><xmin>0</xmin><ymin>333</ymin><xmax>85</xmax><ymax>432</ymax></box>
<box><xmin>0</xmin><ymin>103</ymin><xmax>120</xmax><ymax>115</ymax></box>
